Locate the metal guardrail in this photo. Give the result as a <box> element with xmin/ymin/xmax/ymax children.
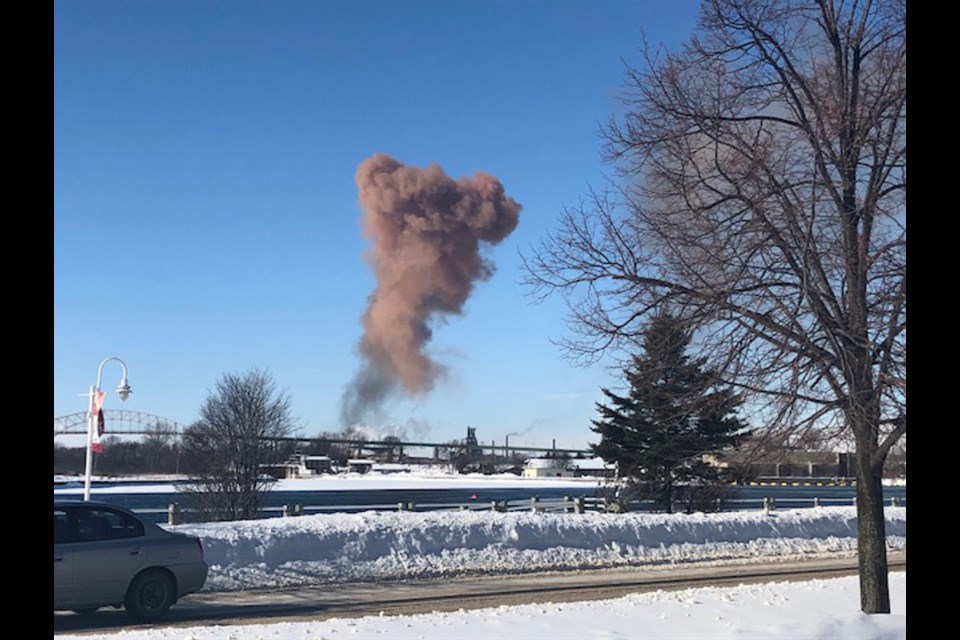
<box><xmin>147</xmin><ymin>494</ymin><xmax>904</xmax><ymax>525</ymax></box>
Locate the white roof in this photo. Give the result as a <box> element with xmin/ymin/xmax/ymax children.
<box><xmin>525</xmin><ymin>458</ymin><xmax>568</xmax><ymax>469</ymax></box>
<box><xmin>571</xmin><ymin>458</ymin><xmax>614</xmax><ymax>470</ymax></box>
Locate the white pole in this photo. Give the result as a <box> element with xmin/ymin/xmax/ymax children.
<box><xmin>83</xmin><ymin>385</ymin><xmax>96</xmax><ymax>501</ymax></box>
<box><xmin>82</xmin><ymin>356</ymin><xmax>131</xmax><ymax>502</ymax></box>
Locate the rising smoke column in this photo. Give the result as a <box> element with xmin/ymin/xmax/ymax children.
<box><xmin>340</xmin><ymin>154</ymin><xmax>521</xmax><ymax>427</ymax></box>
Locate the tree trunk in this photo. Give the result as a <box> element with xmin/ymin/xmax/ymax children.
<box><xmin>855</xmin><ymin>444</ymin><xmax>891</xmax><ymax>614</ymax></box>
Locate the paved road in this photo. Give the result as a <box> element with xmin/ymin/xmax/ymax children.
<box><xmin>53</xmin><ymin>551</ymin><xmax>906</xmax><ymax>635</ymax></box>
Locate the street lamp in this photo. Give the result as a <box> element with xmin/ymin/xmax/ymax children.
<box><xmin>83</xmin><ymin>357</ymin><xmax>132</xmax><ymax>501</ymax></box>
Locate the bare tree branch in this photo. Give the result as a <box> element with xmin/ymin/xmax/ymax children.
<box><xmin>522</xmin><ymin>0</ymin><xmax>904</xmax><ymax>614</ymax></box>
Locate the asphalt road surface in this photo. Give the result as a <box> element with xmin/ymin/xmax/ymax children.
<box><xmin>54</xmin><ymin>551</ymin><xmax>906</xmax><ymax>635</ymax></box>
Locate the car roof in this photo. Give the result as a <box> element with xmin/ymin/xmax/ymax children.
<box><xmin>54</xmin><ymin>500</ymin><xmax>135</xmax><ymax>512</ymax></box>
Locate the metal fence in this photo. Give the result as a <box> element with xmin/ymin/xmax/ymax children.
<box><xmin>151</xmin><ymin>494</ymin><xmax>904</xmax><ymax>525</ymax></box>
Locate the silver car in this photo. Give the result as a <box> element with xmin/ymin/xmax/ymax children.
<box><xmin>54</xmin><ymin>501</ymin><xmax>208</xmax><ymax>621</ymax></box>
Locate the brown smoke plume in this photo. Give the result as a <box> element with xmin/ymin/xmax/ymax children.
<box><xmin>340</xmin><ymin>153</ymin><xmax>521</xmax><ymax>427</ymax></box>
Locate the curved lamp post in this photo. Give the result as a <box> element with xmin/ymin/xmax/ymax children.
<box><xmin>83</xmin><ymin>357</ymin><xmax>132</xmax><ymax>501</ymax></box>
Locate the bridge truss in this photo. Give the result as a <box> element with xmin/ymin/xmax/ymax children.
<box><xmin>53</xmin><ymin>413</ymin><xmax>592</xmax><ymax>457</ymax></box>
<box><xmin>54</xmin><ymin>410</ymin><xmax>188</xmax><ymax>437</ymax></box>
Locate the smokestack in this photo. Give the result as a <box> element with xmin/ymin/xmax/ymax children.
<box><xmin>340</xmin><ymin>153</ymin><xmax>521</xmax><ymax>426</ymax></box>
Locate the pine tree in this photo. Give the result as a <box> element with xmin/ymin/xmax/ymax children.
<box><xmin>591</xmin><ymin>314</ymin><xmax>750</xmax><ymax>513</ymax></box>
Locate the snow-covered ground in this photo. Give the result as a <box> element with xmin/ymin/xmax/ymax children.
<box><xmin>55</xmin><ymin>506</ymin><xmax>907</xmax><ymax>639</ymax></box>
<box><xmin>56</xmin><ymin>573</ymin><xmax>907</xmax><ymax>640</ymax></box>
<box><xmin>54</xmin><ymin>471</ymin><xmax>608</xmax><ymax>494</ymax></box>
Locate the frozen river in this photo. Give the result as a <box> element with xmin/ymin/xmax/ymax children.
<box><xmin>53</xmin><ymin>473</ymin><xmax>907</xmax><ymax>522</ymax></box>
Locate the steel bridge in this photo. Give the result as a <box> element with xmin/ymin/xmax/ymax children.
<box><xmin>53</xmin><ymin>412</ymin><xmax>592</xmax><ymax>457</ymax></box>
<box><xmin>53</xmin><ymin>410</ymin><xmax>188</xmax><ymax>437</ymax></box>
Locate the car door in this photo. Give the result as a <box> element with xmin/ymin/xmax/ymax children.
<box><xmin>53</xmin><ymin>508</ymin><xmax>75</xmax><ymax>608</ymax></box>
<box><xmin>67</xmin><ymin>506</ymin><xmax>150</xmax><ymax>606</ymax></box>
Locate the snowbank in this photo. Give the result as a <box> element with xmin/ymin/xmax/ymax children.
<box><xmin>174</xmin><ymin>506</ymin><xmax>907</xmax><ymax>591</ymax></box>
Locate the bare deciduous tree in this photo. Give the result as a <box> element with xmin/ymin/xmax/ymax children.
<box><xmin>180</xmin><ymin>369</ymin><xmax>296</xmax><ymax>521</ymax></box>
<box><xmin>523</xmin><ymin>0</ymin><xmax>904</xmax><ymax>614</ymax></box>
<box><xmin>142</xmin><ymin>421</ymin><xmax>180</xmax><ymax>472</ymax></box>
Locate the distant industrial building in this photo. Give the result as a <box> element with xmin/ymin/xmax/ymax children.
<box><xmin>522</xmin><ymin>457</ymin><xmax>615</xmax><ymax>479</ymax></box>
<box><xmin>704</xmin><ymin>450</ymin><xmax>855</xmax><ymax>482</ymax></box>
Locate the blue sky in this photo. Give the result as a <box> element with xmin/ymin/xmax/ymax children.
<box><xmin>54</xmin><ymin>0</ymin><xmax>702</xmax><ymax>450</ymax></box>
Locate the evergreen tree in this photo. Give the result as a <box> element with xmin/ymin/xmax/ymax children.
<box><xmin>591</xmin><ymin>314</ymin><xmax>750</xmax><ymax>513</ymax></box>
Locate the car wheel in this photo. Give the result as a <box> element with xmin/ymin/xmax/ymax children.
<box><xmin>124</xmin><ymin>569</ymin><xmax>176</xmax><ymax>622</ymax></box>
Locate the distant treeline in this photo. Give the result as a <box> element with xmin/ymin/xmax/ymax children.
<box><xmin>54</xmin><ymin>436</ymin><xmax>185</xmax><ymax>476</ymax></box>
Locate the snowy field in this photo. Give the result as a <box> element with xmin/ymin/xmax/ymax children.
<box><xmin>55</xmin><ymin>506</ymin><xmax>907</xmax><ymax>639</ymax></box>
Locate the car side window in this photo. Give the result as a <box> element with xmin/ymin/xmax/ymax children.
<box><xmin>54</xmin><ymin>509</ymin><xmax>70</xmax><ymax>544</ymax></box>
<box><xmin>109</xmin><ymin>509</ymin><xmax>146</xmax><ymax>540</ymax></box>
<box><xmin>75</xmin><ymin>507</ymin><xmax>145</xmax><ymax>542</ymax></box>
